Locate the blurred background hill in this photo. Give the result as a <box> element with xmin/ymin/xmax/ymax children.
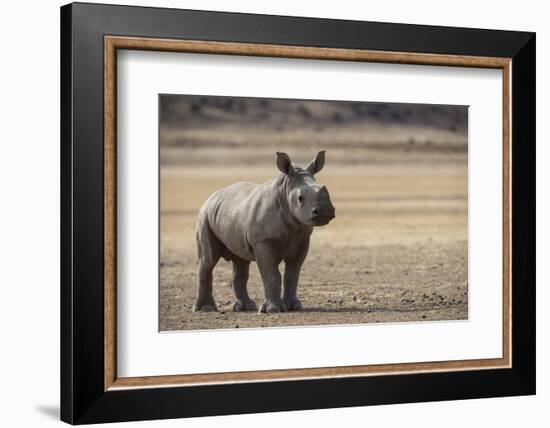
<box><xmin>159</xmin><ymin>95</ymin><xmax>468</xmax><ymax>168</ymax></box>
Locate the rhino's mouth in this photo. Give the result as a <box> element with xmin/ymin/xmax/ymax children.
<box><xmin>311</xmin><ymin>214</ymin><xmax>335</xmax><ymax>226</ymax></box>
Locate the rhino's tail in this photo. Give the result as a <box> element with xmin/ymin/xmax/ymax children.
<box><xmin>195</xmin><ymin>207</ymin><xmax>231</xmax><ymax>265</ymax></box>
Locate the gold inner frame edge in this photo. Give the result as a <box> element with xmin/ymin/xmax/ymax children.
<box><xmin>104</xmin><ymin>35</ymin><xmax>512</xmax><ymax>391</ymax></box>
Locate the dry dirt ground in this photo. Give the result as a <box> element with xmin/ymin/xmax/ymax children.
<box><xmin>160</xmin><ymin>161</ymin><xmax>468</xmax><ymax>331</ymax></box>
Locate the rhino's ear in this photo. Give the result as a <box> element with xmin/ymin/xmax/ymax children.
<box><xmin>306</xmin><ymin>150</ymin><xmax>326</xmax><ymax>175</ymax></box>
<box><xmin>276</xmin><ymin>152</ymin><xmax>293</xmax><ymax>175</ymax></box>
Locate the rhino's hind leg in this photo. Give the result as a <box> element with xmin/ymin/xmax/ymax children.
<box><xmin>193</xmin><ymin>215</ymin><xmax>221</xmax><ymax>313</ymax></box>
<box><xmin>192</xmin><ymin>261</ymin><xmax>217</xmax><ymax>313</ymax></box>
<box><xmin>231</xmin><ymin>256</ymin><xmax>257</xmax><ymax>312</ymax></box>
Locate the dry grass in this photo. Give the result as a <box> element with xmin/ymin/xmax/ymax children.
<box><xmin>160</xmin><ymin>162</ymin><xmax>467</xmax><ymax>331</ymax></box>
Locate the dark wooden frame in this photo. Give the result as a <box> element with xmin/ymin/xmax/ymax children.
<box><xmin>61</xmin><ymin>2</ymin><xmax>536</xmax><ymax>424</ymax></box>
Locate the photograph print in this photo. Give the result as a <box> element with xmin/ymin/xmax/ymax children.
<box><xmin>159</xmin><ymin>94</ymin><xmax>468</xmax><ymax>331</ymax></box>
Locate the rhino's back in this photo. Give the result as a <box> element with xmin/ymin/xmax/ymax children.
<box><xmin>217</xmin><ymin>181</ymin><xmax>258</xmax><ymax>201</ymax></box>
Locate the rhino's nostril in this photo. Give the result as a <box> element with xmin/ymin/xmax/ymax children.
<box><xmin>311</xmin><ymin>208</ymin><xmax>319</xmax><ymax>216</ymax></box>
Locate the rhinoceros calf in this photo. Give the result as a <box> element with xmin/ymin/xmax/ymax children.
<box><xmin>193</xmin><ymin>151</ymin><xmax>335</xmax><ymax>314</ymax></box>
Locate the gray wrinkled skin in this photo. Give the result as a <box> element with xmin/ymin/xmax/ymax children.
<box><xmin>193</xmin><ymin>151</ymin><xmax>336</xmax><ymax>314</ymax></box>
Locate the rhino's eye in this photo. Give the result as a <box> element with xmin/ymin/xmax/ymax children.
<box><xmin>298</xmin><ymin>194</ymin><xmax>304</xmax><ymax>205</ymax></box>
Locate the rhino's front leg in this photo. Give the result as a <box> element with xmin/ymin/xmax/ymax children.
<box><xmin>283</xmin><ymin>239</ymin><xmax>309</xmax><ymax>311</ymax></box>
<box><xmin>254</xmin><ymin>241</ymin><xmax>287</xmax><ymax>313</ymax></box>
<box><xmin>283</xmin><ymin>263</ymin><xmax>303</xmax><ymax>311</ymax></box>
<box><xmin>231</xmin><ymin>257</ymin><xmax>257</xmax><ymax>312</ymax></box>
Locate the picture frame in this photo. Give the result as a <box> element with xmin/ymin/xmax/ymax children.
<box><xmin>60</xmin><ymin>2</ymin><xmax>535</xmax><ymax>424</ymax></box>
